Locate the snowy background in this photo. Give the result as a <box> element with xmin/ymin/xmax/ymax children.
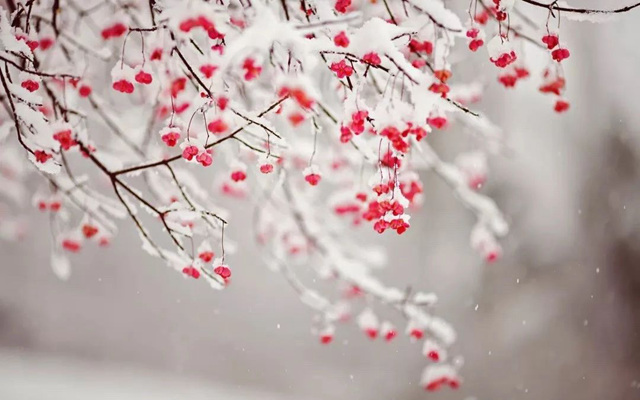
<box><xmin>2</xmin><ymin>2</ymin><xmax>640</xmax><ymax>400</ymax></box>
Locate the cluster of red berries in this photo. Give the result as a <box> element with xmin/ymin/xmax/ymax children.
<box><xmin>279</xmin><ymin>86</ymin><xmax>314</xmax><ymax>109</ymax></box>
<box><xmin>379</xmin><ymin>122</ymin><xmax>428</xmax><ymax>153</ymax></box>
<box><xmin>497</xmin><ymin>66</ymin><xmax>530</xmax><ymax>88</ymax></box>
<box><xmin>179</xmin><ymin>15</ymin><xmax>224</xmax><ymax>40</ymax></box>
<box><xmin>15</xmin><ymin>33</ymin><xmax>39</xmax><ymax>51</ymax></box>
<box><xmin>330</xmin><ymin>59</ymin><xmax>353</xmax><ymax>79</ymax></box>
<box><xmin>112</xmin><ymin>68</ymin><xmax>153</xmax><ymax>94</ymax></box>
<box><xmin>399</xmin><ymin>177</ymin><xmax>423</xmax><ymax>204</ymax></box>
<box><xmin>69</xmin><ymin>78</ymin><xmax>92</xmax><ymax>97</ymax></box>
<box><xmin>339</xmin><ymin>110</ymin><xmax>368</xmax><ymax>143</ymax></box>
<box><xmin>543</xmin><ymin>34</ymin><xmax>570</xmax><ymax>63</ymax></box>
<box><xmin>408</xmin><ymin>39</ymin><xmax>434</xmax><ymax>55</ymax></box>
<box><xmin>53</xmin><ymin>129</ymin><xmax>77</xmax><ymax>151</ymax></box>
<box><xmin>112</xmin><ymin>79</ymin><xmax>134</xmax><ymax>94</ymax></box>
<box><xmin>182</xmin><ymin>145</ymin><xmax>213</xmax><ymax>167</ymax></box>
<box><xmin>491</xmin><ymin>50</ymin><xmax>517</xmax><ymax>68</ymax></box>
<box><xmin>278</xmin><ymin>86</ymin><xmax>315</xmax><ymax>127</ymax></box>
<box><xmin>466</xmin><ymin>28</ymin><xmax>484</xmax><ymax>52</ymax></box>
<box><xmin>182</xmin><ymin>247</ymin><xmax>231</xmax><ymax>285</ymax></box>
<box><xmin>428</xmin><ymin>69</ymin><xmax>452</xmax><ymax>97</ymax></box>
<box><xmin>60</xmin><ymin>221</ymin><xmax>109</xmax><ymax>254</ymax></box>
<box><xmin>540</xmin><ymin>71</ymin><xmax>570</xmax><ymax>113</ymax></box>
<box><xmin>36</xmin><ymin>198</ymin><xmax>62</xmax><ymax>212</ymax></box>
<box><xmin>242</xmin><ymin>58</ymin><xmax>262</xmax><ymax>81</ymax></box>
<box><xmin>160</xmin><ymin>127</ymin><xmax>181</xmax><ymax>147</ymax></box>
<box><xmin>361</xmin><ymin>184</ymin><xmax>410</xmax><ymax>235</ymax></box>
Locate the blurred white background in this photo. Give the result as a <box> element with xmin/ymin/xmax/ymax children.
<box><xmin>2</xmin><ymin>2</ymin><xmax>640</xmax><ymax>400</ymax></box>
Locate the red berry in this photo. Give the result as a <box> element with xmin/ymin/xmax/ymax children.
<box><xmin>200</xmin><ymin>64</ymin><xmax>218</xmax><ymax>78</ymax></box>
<box><xmin>182</xmin><ymin>145</ymin><xmax>199</xmax><ymax>161</ymax></box>
<box><xmin>541</xmin><ymin>34</ymin><xmax>559</xmax><ymax>50</ymax></box>
<box><xmin>231</xmin><ymin>170</ymin><xmax>247</xmax><ymax>182</ymax></box>
<box><xmin>62</xmin><ymin>239</ymin><xmax>81</xmax><ymax>253</ymax></box>
<box><xmin>207</xmin><ymin>118</ymin><xmax>228</xmax><ymax>134</ymax></box>
<box><xmin>340</xmin><ymin>126</ymin><xmax>352</xmax><ymax>143</ymax></box>
<box><xmin>498</xmin><ymin>74</ymin><xmax>517</xmax><ymax>88</ymax></box>
<box><xmin>214</xmin><ymin>265</ymin><xmax>231</xmax><ymax>279</ymax></box>
<box><xmin>112</xmin><ymin>79</ymin><xmax>134</xmax><ymax>93</ymax></box>
<box><xmin>475</xmin><ymin>11</ymin><xmax>489</xmax><ymax>24</ymax></box>
<box><xmin>199</xmin><ymin>251</ymin><xmax>214</xmax><ymax>263</ymax></box>
<box><xmin>491</xmin><ymin>51</ymin><xmax>517</xmax><ymax>68</ymax></box>
<box><xmin>150</xmin><ymin>48</ymin><xmax>162</xmax><ymax>60</ymax></box>
<box><xmin>196</xmin><ymin>152</ymin><xmax>213</xmax><ymax>167</ymax></box>
<box><xmin>289</xmin><ymin>88</ymin><xmax>314</xmax><ymax>109</ymax></box>
<box><xmin>26</xmin><ymin>39</ymin><xmax>39</xmax><ymax>51</ymax></box>
<box><xmin>330</xmin><ymin>60</ymin><xmax>353</xmax><ymax>79</ymax></box>
<box><xmin>427</xmin><ymin>116</ymin><xmax>447</xmax><ymax>129</ymax></box>
<box><xmin>135</xmin><ymin>70</ymin><xmax>153</xmax><ymax>84</ymax></box>
<box><xmin>514</xmin><ymin>67</ymin><xmax>530</xmax><ymax>79</ymax></box>
<box><xmin>335</xmin><ymin>0</ymin><xmax>351</xmax><ymax>13</ymax></box>
<box><xmin>554</xmin><ymin>99</ymin><xmax>570</xmax><ymax>113</ymax></box>
<box><xmin>551</xmin><ymin>48</ymin><xmax>570</xmax><ymax>62</ymax></box>
<box><xmin>34</xmin><ymin>150</ymin><xmax>52</xmax><ymax>163</ymax></box>
<box><xmin>101</xmin><ymin>23</ymin><xmax>127</xmax><ymax>40</ymax></box>
<box><xmin>179</xmin><ymin>18</ymin><xmax>198</xmax><ymax>32</ymax></box>
<box><xmin>217</xmin><ymin>96</ymin><xmax>229</xmax><ymax>110</ymax></box>
<box><xmin>82</xmin><ymin>224</ymin><xmax>99</xmax><ymax>239</ymax></box>
<box><xmin>21</xmin><ymin>80</ymin><xmax>39</xmax><ymax>92</ymax></box>
<box><xmin>425</xmin><ymin>381</ymin><xmax>441</xmax><ymax>391</ymax></box>
<box><xmin>288</xmin><ymin>112</ymin><xmax>305</xmax><ymax>126</ymax></box>
<box><xmin>408</xmin><ymin>39</ymin><xmax>433</xmax><ymax>55</ymax></box>
<box><xmin>305</xmin><ymin>173</ymin><xmax>321</xmax><ymax>186</ymax></box>
<box><xmin>171</xmin><ymin>77</ymin><xmax>187</xmax><ymax>97</ymax></box>
<box><xmin>486</xmin><ymin>250</ymin><xmax>500</xmax><ymax>262</ymax></box>
<box><xmin>362</xmin><ymin>52</ymin><xmax>381</xmax><ymax>66</ymax></box>
<box><xmin>208</xmin><ymin>26</ymin><xmax>224</xmax><ymax>40</ymax></box>
<box><xmin>78</xmin><ymin>85</ymin><xmax>92</xmax><ymax>97</ymax></box>
<box><xmin>427</xmin><ymin>350</ymin><xmax>440</xmax><ymax>362</ymax></box>
<box><xmin>53</xmin><ymin>129</ymin><xmax>77</xmax><ymax>150</ymax></box>
<box><xmin>468</xmin><ymin>39</ymin><xmax>484</xmax><ymax>52</ymax></box>
<box><xmin>320</xmin><ymin>334</ymin><xmax>333</xmax><ymax>344</ymax></box>
<box><xmin>39</xmin><ymin>37</ymin><xmax>54</xmax><ymax>50</ymax></box>
<box><xmin>410</xmin><ymin>328</ymin><xmax>424</xmax><ymax>340</ymax></box>
<box><xmin>384</xmin><ymin>330</ymin><xmax>397</xmax><ymax>341</ymax></box>
<box><xmin>161</xmin><ymin>131</ymin><xmax>180</xmax><ymax>147</ymax></box>
<box><xmin>182</xmin><ymin>266</ymin><xmax>200</xmax><ymax>279</ymax></box>
<box><xmin>334</xmin><ymin>31</ymin><xmax>350</xmax><ymax>47</ymax></box>
<box><xmin>242</xmin><ymin>58</ymin><xmax>262</xmax><ymax>80</ymax></box>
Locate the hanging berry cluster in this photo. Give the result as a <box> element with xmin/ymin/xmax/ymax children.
<box><xmin>0</xmin><ymin>0</ymin><xmax>637</xmax><ymax>394</ymax></box>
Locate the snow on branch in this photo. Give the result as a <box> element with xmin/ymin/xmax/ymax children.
<box><xmin>0</xmin><ymin>0</ymin><xmax>637</xmax><ymax>393</ymax></box>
